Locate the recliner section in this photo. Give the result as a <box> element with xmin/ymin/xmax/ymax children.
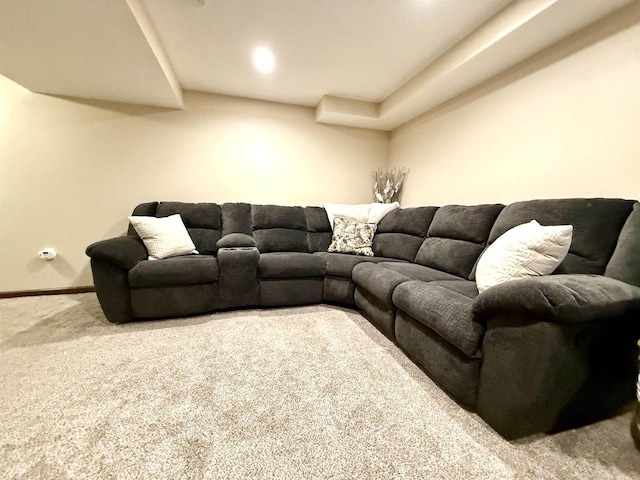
<box><xmin>128</xmin><ymin>255</ymin><xmax>220</xmax><ymax>319</ymax></box>
<box><xmin>353</xmin><ymin>204</ymin><xmax>502</xmax><ymax>342</ymax></box>
<box><xmin>250</xmin><ymin>205</ymin><xmax>327</xmax><ymax>307</ymax></box>
<box><xmin>259</xmin><ymin>252</ymin><xmax>326</xmax><ymax>307</ymax></box>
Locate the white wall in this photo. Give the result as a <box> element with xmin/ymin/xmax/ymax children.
<box><xmin>389</xmin><ymin>5</ymin><xmax>640</xmax><ymax>207</ymax></box>
<box><xmin>0</xmin><ymin>82</ymin><xmax>388</xmax><ymax>292</ymax></box>
<box><xmin>4</xmin><ymin>5</ymin><xmax>639</xmax><ymax>293</ymax></box>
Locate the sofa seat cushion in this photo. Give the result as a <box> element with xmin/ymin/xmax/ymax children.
<box><xmin>354</xmin><ymin>262</ymin><xmax>464</xmax><ymax>305</ymax></box>
<box><xmin>393</xmin><ymin>280</ymin><xmax>483</xmax><ymax>359</ymax></box>
<box><xmin>314</xmin><ymin>252</ymin><xmax>405</xmax><ymax>278</ymax></box>
<box><xmin>259</xmin><ymin>252</ymin><xmax>326</xmax><ymax>279</ymax></box>
<box><xmin>378</xmin><ymin>262</ymin><xmax>463</xmax><ymax>282</ymax></box>
<box><xmin>353</xmin><ymin>263</ymin><xmax>411</xmax><ymax>304</ymax></box>
<box><xmin>129</xmin><ymin>255</ymin><xmax>218</xmax><ymax>288</ymax></box>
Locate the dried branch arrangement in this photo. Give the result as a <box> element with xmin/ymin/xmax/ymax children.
<box><xmin>372</xmin><ymin>167</ymin><xmax>409</xmax><ymax>203</ymax></box>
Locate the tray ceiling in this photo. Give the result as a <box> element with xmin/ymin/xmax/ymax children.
<box><xmin>0</xmin><ymin>0</ymin><xmax>634</xmax><ymax>130</ymax></box>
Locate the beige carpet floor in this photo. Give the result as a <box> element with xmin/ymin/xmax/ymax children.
<box><xmin>1</xmin><ymin>293</ymin><xmax>639</xmax><ymax>479</ymax></box>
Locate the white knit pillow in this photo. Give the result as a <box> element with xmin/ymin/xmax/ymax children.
<box><xmin>128</xmin><ymin>214</ymin><xmax>198</xmax><ymax>260</ymax></box>
<box><xmin>476</xmin><ymin>220</ymin><xmax>573</xmax><ymax>293</ymax></box>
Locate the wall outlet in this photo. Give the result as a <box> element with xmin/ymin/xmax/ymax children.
<box><xmin>38</xmin><ymin>248</ymin><xmax>57</xmax><ymax>261</ymax></box>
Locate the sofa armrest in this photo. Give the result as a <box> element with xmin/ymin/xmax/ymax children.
<box><xmin>216</xmin><ymin>233</ymin><xmax>257</xmax><ymax>250</ymax></box>
<box><xmin>472</xmin><ymin>274</ymin><xmax>640</xmax><ymax>326</ymax></box>
<box><xmin>474</xmin><ymin>274</ymin><xmax>640</xmax><ymax>438</ymax></box>
<box><xmin>85</xmin><ymin>236</ymin><xmax>148</xmax><ymax>270</ymax></box>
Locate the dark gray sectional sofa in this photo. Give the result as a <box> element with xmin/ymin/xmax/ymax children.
<box><xmin>86</xmin><ymin>198</ymin><xmax>640</xmax><ymax>439</ymax></box>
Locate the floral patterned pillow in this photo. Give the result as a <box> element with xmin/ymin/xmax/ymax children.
<box><xmin>328</xmin><ymin>216</ymin><xmax>377</xmax><ymax>256</ymax></box>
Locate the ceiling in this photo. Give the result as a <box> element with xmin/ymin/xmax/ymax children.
<box><xmin>0</xmin><ymin>0</ymin><xmax>634</xmax><ymax>130</ymax></box>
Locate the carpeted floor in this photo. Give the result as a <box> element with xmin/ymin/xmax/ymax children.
<box><xmin>1</xmin><ymin>294</ymin><xmax>639</xmax><ymax>479</ymax></box>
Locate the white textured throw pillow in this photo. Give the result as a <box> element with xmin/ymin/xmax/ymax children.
<box><xmin>128</xmin><ymin>214</ymin><xmax>198</xmax><ymax>260</ymax></box>
<box><xmin>475</xmin><ymin>220</ymin><xmax>573</xmax><ymax>293</ymax></box>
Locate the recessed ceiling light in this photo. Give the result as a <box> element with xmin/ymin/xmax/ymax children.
<box><xmin>253</xmin><ymin>47</ymin><xmax>275</xmax><ymax>73</ymax></box>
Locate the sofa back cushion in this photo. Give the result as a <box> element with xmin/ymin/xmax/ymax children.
<box><xmin>252</xmin><ymin>204</ymin><xmax>308</xmax><ymax>253</ymax></box>
<box><xmin>486</xmin><ymin>198</ymin><xmax>635</xmax><ymax>276</ymax></box>
<box><xmin>373</xmin><ymin>207</ymin><xmax>438</xmax><ymax>261</ymax></box>
<box><xmin>415</xmin><ymin>204</ymin><xmax>504</xmax><ymax>278</ymax></box>
<box><xmin>221</xmin><ymin>202</ymin><xmax>253</xmax><ymax>236</ymax></box>
<box><xmin>153</xmin><ymin>202</ymin><xmax>221</xmax><ymax>255</ymax></box>
<box><xmin>305</xmin><ymin>206</ymin><xmax>332</xmax><ymax>252</ymax></box>
<box><xmin>127</xmin><ymin>202</ymin><xmax>159</xmax><ymax>236</ymax></box>
<box><xmin>605</xmin><ymin>202</ymin><xmax>640</xmax><ymax>287</ymax></box>
<box><xmin>129</xmin><ymin>202</ymin><xmax>222</xmax><ymax>255</ymax></box>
